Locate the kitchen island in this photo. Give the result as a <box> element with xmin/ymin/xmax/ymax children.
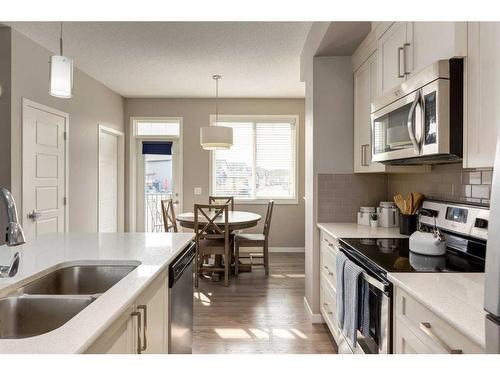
<box><xmin>0</xmin><ymin>232</ymin><xmax>194</xmax><ymax>354</ymax></box>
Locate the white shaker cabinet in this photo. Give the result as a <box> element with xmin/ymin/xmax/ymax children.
<box><xmin>377</xmin><ymin>22</ymin><xmax>409</xmax><ymax>95</ymax></box>
<box><xmin>377</xmin><ymin>22</ymin><xmax>467</xmax><ymax>96</ymax></box>
<box><xmin>464</xmin><ymin>22</ymin><xmax>500</xmax><ymax>168</ymax></box>
<box><xmin>135</xmin><ymin>271</ymin><xmax>168</xmax><ymax>354</ymax></box>
<box><xmin>393</xmin><ymin>287</ymin><xmax>483</xmax><ymax>354</ymax></box>
<box><xmin>354</xmin><ymin>52</ymin><xmax>385</xmax><ymax>173</ymax></box>
<box><xmin>407</xmin><ymin>22</ymin><xmax>467</xmax><ymax>75</ymax></box>
<box><xmin>85</xmin><ymin>270</ymin><xmax>169</xmax><ymax>354</ymax></box>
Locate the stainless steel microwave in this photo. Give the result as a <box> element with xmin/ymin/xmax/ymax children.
<box><xmin>370</xmin><ymin>59</ymin><xmax>463</xmax><ymax>165</ymax></box>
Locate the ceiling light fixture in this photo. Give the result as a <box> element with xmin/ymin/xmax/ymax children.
<box><xmin>200</xmin><ymin>75</ymin><xmax>233</xmax><ymax>150</ymax></box>
<box><xmin>49</xmin><ymin>22</ymin><xmax>73</xmax><ymax>98</ymax></box>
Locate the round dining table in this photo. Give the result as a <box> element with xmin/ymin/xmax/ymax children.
<box><xmin>176</xmin><ymin>210</ymin><xmax>261</xmax><ymax>231</ymax></box>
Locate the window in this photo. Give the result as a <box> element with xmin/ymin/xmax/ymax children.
<box><xmin>211</xmin><ymin>115</ymin><xmax>298</xmax><ymax>203</ymax></box>
<box><xmin>135</xmin><ymin>119</ymin><xmax>180</xmax><ymax>137</ymax></box>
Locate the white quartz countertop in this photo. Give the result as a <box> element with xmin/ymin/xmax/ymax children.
<box><xmin>388</xmin><ymin>273</ymin><xmax>486</xmax><ymax>348</ymax></box>
<box><xmin>0</xmin><ymin>232</ymin><xmax>194</xmax><ymax>354</ymax></box>
<box><xmin>317</xmin><ymin>222</ymin><xmax>408</xmax><ymax>239</ymax></box>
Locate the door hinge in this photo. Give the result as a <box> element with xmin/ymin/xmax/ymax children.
<box><xmin>63</xmin><ymin>131</ymin><xmax>67</xmax><ymax>141</ymax></box>
<box><xmin>63</xmin><ymin>197</ymin><xmax>67</xmax><ymax>206</ymax></box>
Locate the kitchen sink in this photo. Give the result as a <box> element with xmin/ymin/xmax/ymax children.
<box><xmin>17</xmin><ymin>264</ymin><xmax>138</xmax><ymax>295</ymax></box>
<box><xmin>0</xmin><ymin>296</ymin><xmax>95</xmax><ymax>339</ymax></box>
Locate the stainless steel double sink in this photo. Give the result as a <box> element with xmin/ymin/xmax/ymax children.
<box><xmin>0</xmin><ymin>263</ymin><xmax>138</xmax><ymax>339</ymax></box>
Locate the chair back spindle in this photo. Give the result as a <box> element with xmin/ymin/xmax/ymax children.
<box><xmin>161</xmin><ymin>199</ymin><xmax>178</xmax><ymax>233</ymax></box>
<box><xmin>208</xmin><ymin>196</ymin><xmax>234</xmax><ymax>211</ymax></box>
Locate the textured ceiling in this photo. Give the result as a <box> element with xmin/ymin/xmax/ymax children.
<box><xmin>7</xmin><ymin>22</ymin><xmax>312</xmax><ymax>98</ymax></box>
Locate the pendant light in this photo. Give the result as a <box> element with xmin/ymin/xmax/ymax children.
<box><xmin>200</xmin><ymin>75</ymin><xmax>233</xmax><ymax>150</ymax></box>
<box><xmin>49</xmin><ymin>22</ymin><xmax>73</xmax><ymax>98</ymax></box>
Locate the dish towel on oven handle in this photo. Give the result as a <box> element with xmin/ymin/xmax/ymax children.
<box><xmin>342</xmin><ymin>259</ymin><xmax>369</xmax><ymax>347</ymax></box>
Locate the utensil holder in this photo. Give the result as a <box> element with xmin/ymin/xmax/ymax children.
<box><xmin>399</xmin><ymin>214</ymin><xmax>417</xmax><ymax>235</ymax></box>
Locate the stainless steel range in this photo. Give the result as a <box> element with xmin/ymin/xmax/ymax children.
<box><xmin>337</xmin><ymin>200</ymin><xmax>488</xmax><ymax>354</ymax></box>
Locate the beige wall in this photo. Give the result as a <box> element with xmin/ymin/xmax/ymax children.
<box><xmin>9</xmin><ymin>30</ymin><xmax>125</xmax><ymax>232</ymax></box>
<box><xmin>303</xmin><ymin>56</ymin><xmax>354</xmax><ymax>315</ymax></box>
<box><xmin>0</xmin><ymin>27</ymin><xmax>12</xmax><ymax>243</ymax></box>
<box><xmin>124</xmin><ymin>98</ymin><xmax>305</xmax><ymax>248</ymax></box>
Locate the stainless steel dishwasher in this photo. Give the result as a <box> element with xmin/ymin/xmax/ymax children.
<box><xmin>168</xmin><ymin>242</ymin><xmax>195</xmax><ymax>354</ymax></box>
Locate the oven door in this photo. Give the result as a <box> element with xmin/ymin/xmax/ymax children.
<box><xmin>371</xmin><ymin>89</ymin><xmax>423</xmax><ymax>163</ymax></box>
<box><xmin>338</xmin><ymin>246</ymin><xmax>392</xmax><ymax>354</ymax></box>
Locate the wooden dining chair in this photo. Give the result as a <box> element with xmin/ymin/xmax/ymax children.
<box><xmin>208</xmin><ymin>196</ymin><xmax>234</xmax><ymax>211</ymax></box>
<box><xmin>234</xmin><ymin>200</ymin><xmax>274</xmax><ymax>276</ymax></box>
<box><xmin>161</xmin><ymin>198</ymin><xmax>178</xmax><ymax>233</ymax></box>
<box><xmin>194</xmin><ymin>204</ymin><xmax>231</xmax><ymax>287</ymax></box>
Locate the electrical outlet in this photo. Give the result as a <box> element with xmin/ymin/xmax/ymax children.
<box><xmin>194</xmin><ymin>187</ymin><xmax>202</xmax><ymax>195</ymax></box>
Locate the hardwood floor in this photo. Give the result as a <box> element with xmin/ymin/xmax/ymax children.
<box><xmin>193</xmin><ymin>253</ymin><xmax>337</xmax><ymax>354</ymax></box>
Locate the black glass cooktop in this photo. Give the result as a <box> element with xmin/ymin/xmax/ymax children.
<box><xmin>339</xmin><ymin>238</ymin><xmax>485</xmax><ymax>274</ymax></box>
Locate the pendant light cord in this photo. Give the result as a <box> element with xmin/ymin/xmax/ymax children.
<box><xmin>215</xmin><ymin>76</ymin><xmax>219</xmax><ymax>125</ymax></box>
<box><xmin>59</xmin><ymin>22</ymin><xmax>63</xmax><ymax>56</ymax></box>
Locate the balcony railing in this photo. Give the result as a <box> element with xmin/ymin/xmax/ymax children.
<box><xmin>145</xmin><ymin>192</ymin><xmax>172</xmax><ymax>232</ymax></box>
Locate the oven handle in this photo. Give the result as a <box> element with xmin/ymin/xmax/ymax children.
<box><xmin>407</xmin><ymin>90</ymin><xmax>422</xmax><ymax>155</ymax></box>
<box><xmin>338</xmin><ymin>246</ymin><xmax>390</xmax><ymax>293</ymax></box>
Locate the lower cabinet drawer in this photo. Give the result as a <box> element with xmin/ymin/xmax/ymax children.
<box><xmin>394</xmin><ymin>317</ymin><xmax>436</xmax><ymax>354</ymax></box>
<box><xmin>320</xmin><ymin>275</ymin><xmax>340</xmax><ymax>339</ymax></box>
<box><xmin>320</xmin><ymin>231</ymin><xmax>338</xmax><ymax>290</ymax></box>
<box><xmin>394</xmin><ymin>287</ymin><xmax>483</xmax><ymax>354</ymax></box>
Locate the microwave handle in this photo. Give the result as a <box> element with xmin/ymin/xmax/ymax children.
<box><xmin>407</xmin><ymin>90</ymin><xmax>421</xmax><ymax>154</ymax></box>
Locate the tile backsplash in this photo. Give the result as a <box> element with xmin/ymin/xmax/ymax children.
<box><xmin>318</xmin><ymin>163</ymin><xmax>493</xmax><ymax>223</ymax></box>
<box><xmin>387</xmin><ymin>163</ymin><xmax>492</xmax><ymax>206</ymax></box>
<box><xmin>318</xmin><ymin>173</ymin><xmax>388</xmax><ymax>222</ymax></box>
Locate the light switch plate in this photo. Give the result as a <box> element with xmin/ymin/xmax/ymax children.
<box><xmin>194</xmin><ymin>187</ymin><xmax>202</xmax><ymax>195</ymax></box>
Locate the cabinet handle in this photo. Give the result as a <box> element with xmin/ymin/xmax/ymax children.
<box><xmin>398</xmin><ymin>46</ymin><xmax>405</xmax><ymax>78</ymax></box>
<box><xmin>403</xmin><ymin>43</ymin><xmax>411</xmax><ymax>75</ymax></box>
<box><xmin>419</xmin><ymin>322</ymin><xmax>463</xmax><ymax>354</ymax></box>
<box><xmin>361</xmin><ymin>144</ymin><xmax>370</xmax><ymax>166</ymax></box>
<box><xmin>138</xmin><ymin>305</ymin><xmax>147</xmax><ymax>352</ymax></box>
<box><xmin>131</xmin><ymin>311</ymin><xmax>142</xmax><ymax>354</ymax></box>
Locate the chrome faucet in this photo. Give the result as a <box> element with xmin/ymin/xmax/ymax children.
<box><xmin>1</xmin><ymin>188</ymin><xmax>26</xmax><ymax>246</ymax></box>
<box><xmin>0</xmin><ymin>188</ymin><xmax>24</xmax><ymax>277</ymax></box>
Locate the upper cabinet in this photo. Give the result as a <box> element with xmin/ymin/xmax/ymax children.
<box><xmin>377</xmin><ymin>22</ymin><xmax>467</xmax><ymax>96</ymax></box>
<box><xmin>464</xmin><ymin>22</ymin><xmax>500</xmax><ymax>169</ymax></box>
<box><xmin>354</xmin><ymin>52</ymin><xmax>385</xmax><ymax>173</ymax></box>
<box><xmin>408</xmin><ymin>22</ymin><xmax>467</xmax><ymax>74</ymax></box>
<box><xmin>377</xmin><ymin>22</ymin><xmax>410</xmax><ymax>95</ymax></box>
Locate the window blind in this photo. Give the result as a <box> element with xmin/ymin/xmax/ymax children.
<box><xmin>212</xmin><ymin>118</ymin><xmax>296</xmax><ymax>200</ymax></box>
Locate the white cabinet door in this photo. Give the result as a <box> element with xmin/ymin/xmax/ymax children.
<box><xmin>464</xmin><ymin>22</ymin><xmax>500</xmax><ymax>168</ymax></box>
<box><xmin>354</xmin><ymin>52</ymin><xmax>386</xmax><ymax>173</ymax></box>
<box><xmin>408</xmin><ymin>22</ymin><xmax>467</xmax><ymax>75</ymax></box>
<box><xmin>135</xmin><ymin>272</ymin><xmax>168</xmax><ymax>354</ymax></box>
<box><xmin>85</xmin><ymin>308</ymin><xmax>135</xmax><ymax>354</ymax></box>
<box><xmin>377</xmin><ymin>22</ymin><xmax>408</xmax><ymax>95</ymax></box>
<box><xmin>85</xmin><ymin>271</ymin><xmax>168</xmax><ymax>354</ymax></box>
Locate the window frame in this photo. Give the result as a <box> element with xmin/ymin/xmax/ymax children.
<box><xmin>209</xmin><ymin>114</ymin><xmax>299</xmax><ymax>205</ymax></box>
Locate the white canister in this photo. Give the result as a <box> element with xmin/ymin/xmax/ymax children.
<box><xmin>377</xmin><ymin>202</ymin><xmax>399</xmax><ymax>228</ymax></box>
<box><xmin>357</xmin><ymin>207</ymin><xmax>375</xmax><ymax>226</ymax></box>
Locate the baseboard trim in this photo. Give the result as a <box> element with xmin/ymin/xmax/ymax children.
<box><xmin>239</xmin><ymin>247</ymin><xmax>305</xmax><ymax>253</ymax></box>
<box><xmin>304</xmin><ymin>296</ymin><xmax>324</xmax><ymax>323</ymax></box>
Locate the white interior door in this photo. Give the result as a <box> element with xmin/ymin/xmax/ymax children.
<box><xmin>99</xmin><ymin>128</ymin><xmax>119</xmax><ymax>232</ymax></box>
<box><xmin>22</xmin><ymin>99</ymin><xmax>68</xmax><ymax>239</ymax></box>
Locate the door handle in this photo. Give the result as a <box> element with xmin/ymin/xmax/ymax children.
<box><xmin>407</xmin><ymin>90</ymin><xmax>422</xmax><ymax>155</ymax></box>
<box><xmin>131</xmin><ymin>311</ymin><xmax>142</xmax><ymax>354</ymax></box>
<box><xmin>27</xmin><ymin>210</ymin><xmax>41</xmax><ymax>221</ymax></box>
<box><xmin>172</xmin><ymin>200</ymin><xmax>179</xmax><ymax>205</ymax></box>
<box><xmin>137</xmin><ymin>305</ymin><xmax>147</xmax><ymax>352</ymax></box>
